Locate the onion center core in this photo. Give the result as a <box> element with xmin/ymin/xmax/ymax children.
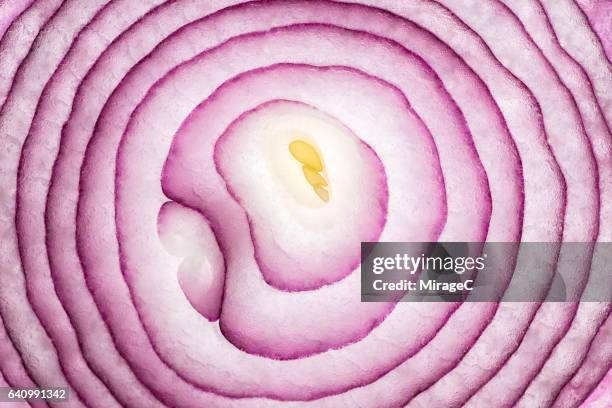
<box><xmin>288</xmin><ymin>139</ymin><xmax>330</xmax><ymax>202</ymax></box>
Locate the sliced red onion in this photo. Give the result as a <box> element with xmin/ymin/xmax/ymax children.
<box><xmin>0</xmin><ymin>0</ymin><xmax>609</xmax><ymax>407</ymax></box>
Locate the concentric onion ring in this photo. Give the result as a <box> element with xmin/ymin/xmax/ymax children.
<box><xmin>0</xmin><ymin>0</ymin><xmax>610</xmax><ymax>407</ymax></box>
